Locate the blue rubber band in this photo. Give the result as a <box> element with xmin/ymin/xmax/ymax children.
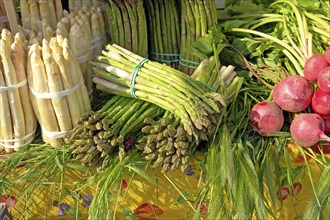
<box><xmin>179</xmin><ymin>56</ymin><xmax>200</xmax><ymax>65</ymax></box>
<box><xmin>179</xmin><ymin>56</ymin><xmax>200</xmax><ymax>69</ymax></box>
<box><xmin>197</xmin><ymin>81</ymin><xmax>216</xmax><ymax>92</ymax></box>
<box><xmin>179</xmin><ymin>60</ymin><xmax>199</xmax><ymax>69</ymax></box>
<box><xmin>150</xmin><ymin>52</ymin><xmax>180</xmax><ymax>57</ymax></box>
<box><xmin>130</xmin><ymin>58</ymin><xmax>149</xmax><ymax>98</ymax></box>
<box><xmin>152</xmin><ymin>57</ymin><xmax>180</xmax><ymax>63</ymax></box>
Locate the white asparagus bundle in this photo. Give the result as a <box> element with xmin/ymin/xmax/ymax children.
<box><xmin>55</xmin><ymin>7</ymin><xmax>107</xmax><ymax>96</ymax></box>
<box><xmin>27</xmin><ymin>36</ymin><xmax>91</xmax><ymax>146</ymax></box>
<box><xmin>27</xmin><ymin>42</ymin><xmax>61</xmax><ymax>146</ymax></box>
<box><xmin>0</xmin><ymin>30</ymin><xmax>37</xmax><ymax>152</ymax></box>
<box><xmin>69</xmin><ymin>22</ymin><xmax>92</xmax><ymax>95</ymax></box>
<box><xmin>21</xmin><ymin>0</ymin><xmax>63</xmax><ymax>34</ymax></box>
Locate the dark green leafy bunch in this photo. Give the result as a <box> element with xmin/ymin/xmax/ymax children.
<box><xmin>178</xmin><ymin>0</ymin><xmax>218</xmax><ymax>75</ymax></box>
<box><xmin>145</xmin><ymin>0</ymin><xmax>181</xmax><ymax>68</ymax></box>
<box><xmin>104</xmin><ymin>0</ymin><xmax>148</xmax><ymax>57</ymax></box>
<box><xmin>214</xmin><ymin>0</ymin><xmax>330</xmax><ymax>86</ymax></box>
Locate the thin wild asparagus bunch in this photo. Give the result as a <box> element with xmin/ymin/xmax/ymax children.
<box><xmin>105</xmin><ymin>0</ymin><xmax>148</xmax><ymax>57</ymax></box>
<box><xmin>92</xmin><ymin>44</ymin><xmax>226</xmax><ymax>144</ymax></box>
<box><xmin>179</xmin><ymin>0</ymin><xmax>217</xmax><ymax>75</ymax></box>
<box><xmin>145</xmin><ymin>0</ymin><xmax>181</xmax><ymax>68</ymax></box>
<box><xmin>0</xmin><ymin>30</ymin><xmax>37</xmax><ymax>153</ymax></box>
<box><xmin>66</xmin><ymin>95</ymin><xmax>160</xmax><ymax>171</ymax></box>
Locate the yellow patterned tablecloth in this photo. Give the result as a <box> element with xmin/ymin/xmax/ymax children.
<box><xmin>4</xmin><ymin>145</ymin><xmax>329</xmax><ymax>220</ymax></box>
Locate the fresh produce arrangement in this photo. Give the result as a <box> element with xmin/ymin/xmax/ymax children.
<box><xmin>0</xmin><ymin>0</ymin><xmax>329</xmax><ymax>220</ymax></box>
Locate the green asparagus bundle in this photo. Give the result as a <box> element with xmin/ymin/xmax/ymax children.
<box><xmin>145</xmin><ymin>0</ymin><xmax>181</xmax><ymax>68</ymax></box>
<box><xmin>92</xmin><ymin>44</ymin><xmax>226</xmax><ymax>144</ymax></box>
<box><xmin>136</xmin><ymin>56</ymin><xmax>243</xmax><ymax>173</ymax></box>
<box><xmin>66</xmin><ymin>95</ymin><xmax>160</xmax><ymax>171</ymax></box>
<box><xmin>179</xmin><ymin>0</ymin><xmax>217</xmax><ymax>75</ymax></box>
<box><xmin>105</xmin><ymin>0</ymin><xmax>148</xmax><ymax>57</ymax></box>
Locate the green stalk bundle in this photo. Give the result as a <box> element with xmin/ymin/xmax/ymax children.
<box><xmin>106</xmin><ymin>0</ymin><xmax>148</xmax><ymax>57</ymax></box>
<box><xmin>92</xmin><ymin>44</ymin><xmax>226</xmax><ymax>144</ymax></box>
<box><xmin>178</xmin><ymin>0</ymin><xmax>217</xmax><ymax>75</ymax></box>
<box><xmin>145</xmin><ymin>0</ymin><xmax>181</xmax><ymax>68</ymax></box>
<box><xmin>66</xmin><ymin>95</ymin><xmax>159</xmax><ymax>171</ymax></box>
<box><xmin>136</xmin><ymin>55</ymin><xmax>243</xmax><ymax>173</ymax></box>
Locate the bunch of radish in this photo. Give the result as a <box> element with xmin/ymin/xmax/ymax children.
<box><xmin>250</xmin><ymin>46</ymin><xmax>330</xmax><ymax>148</ymax></box>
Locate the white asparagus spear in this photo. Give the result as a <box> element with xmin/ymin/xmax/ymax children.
<box><xmin>11</xmin><ymin>33</ymin><xmax>37</xmax><ymax>149</ymax></box>
<box><xmin>0</xmin><ymin>61</ymin><xmax>13</xmax><ymax>152</ymax></box>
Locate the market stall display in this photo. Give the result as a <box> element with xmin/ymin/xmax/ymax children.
<box><xmin>0</xmin><ymin>0</ymin><xmax>330</xmax><ymax>219</ymax></box>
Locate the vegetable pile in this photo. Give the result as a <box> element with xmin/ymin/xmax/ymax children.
<box><xmin>0</xmin><ymin>30</ymin><xmax>37</xmax><ymax>152</ymax></box>
<box><xmin>251</xmin><ymin>47</ymin><xmax>330</xmax><ymax>147</ymax></box>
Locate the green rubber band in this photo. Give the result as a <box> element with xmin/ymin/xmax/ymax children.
<box><xmin>150</xmin><ymin>52</ymin><xmax>180</xmax><ymax>57</ymax></box>
<box><xmin>179</xmin><ymin>60</ymin><xmax>199</xmax><ymax>69</ymax></box>
<box><xmin>152</xmin><ymin>57</ymin><xmax>180</xmax><ymax>63</ymax></box>
<box><xmin>197</xmin><ymin>81</ymin><xmax>216</xmax><ymax>92</ymax></box>
<box><xmin>130</xmin><ymin>58</ymin><xmax>149</xmax><ymax>98</ymax></box>
<box><xmin>179</xmin><ymin>56</ymin><xmax>200</xmax><ymax>65</ymax></box>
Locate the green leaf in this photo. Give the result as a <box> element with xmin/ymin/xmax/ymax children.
<box><xmin>62</xmin><ymin>187</ymin><xmax>71</xmax><ymax>196</ymax></box>
<box><xmin>55</xmin><ymin>156</ymin><xmax>64</xmax><ymax>172</ymax></box>
<box><xmin>69</xmin><ymin>207</ymin><xmax>78</xmax><ymax>216</ymax></box>
<box><xmin>65</xmin><ymin>161</ymin><xmax>90</xmax><ymax>172</ymax></box>
<box><xmin>193</xmin><ymin>205</ymin><xmax>201</xmax><ymax>220</ymax></box>
<box><xmin>303</xmin><ymin>166</ymin><xmax>330</xmax><ymax>220</ymax></box>
<box><xmin>176</xmin><ymin>192</ymin><xmax>189</xmax><ymax>204</ymax></box>
<box><xmin>122</xmin><ymin>206</ymin><xmax>132</xmax><ymax>213</ymax></box>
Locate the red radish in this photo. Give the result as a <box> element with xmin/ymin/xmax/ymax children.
<box><xmin>291</xmin><ymin>183</ymin><xmax>302</xmax><ymax>196</ymax></box>
<box><xmin>290</xmin><ymin>113</ymin><xmax>330</xmax><ymax>147</ymax></box>
<box><xmin>304</xmin><ymin>54</ymin><xmax>329</xmax><ymax>81</ymax></box>
<box><xmin>311</xmin><ymin>143</ymin><xmax>330</xmax><ymax>154</ymax></box>
<box><xmin>317</xmin><ymin>67</ymin><xmax>330</xmax><ymax>93</ymax></box>
<box><xmin>311</xmin><ymin>88</ymin><xmax>330</xmax><ymax>119</ymax></box>
<box><xmin>325</xmin><ymin>118</ymin><xmax>330</xmax><ymax>133</ymax></box>
<box><xmin>273</xmin><ymin>76</ymin><xmax>314</xmax><ymax>112</ymax></box>
<box><xmin>325</xmin><ymin>46</ymin><xmax>330</xmax><ymax>64</ymax></box>
<box><xmin>250</xmin><ymin>101</ymin><xmax>284</xmax><ymax>136</ymax></box>
<box><xmin>276</xmin><ymin>187</ymin><xmax>289</xmax><ymax>200</ymax></box>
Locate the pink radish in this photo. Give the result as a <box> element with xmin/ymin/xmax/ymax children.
<box><xmin>304</xmin><ymin>54</ymin><xmax>329</xmax><ymax>81</ymax></box>
<box><xmin>250</xmin><ymin>101</ymin><xmax>284</xmax><ymax>136</ymax></box>
<box><xmin>325</xmin><ymin>118</ymin><xmax>330</xmax><ymax>133</ymax></box>
<box><xmin>311</xmin><ymin>88</ymin><xmax>330</xmax><ymax>119</ymax></box>
<box><xmin>325</xmin><ymin>46</ymin><xmax>330</xmax><ymax>64</ymax></box>
<box><xmin>290</xmin><ymin>113</ymin><xmax>330</xmax><ymax>147</ymax></box>
<box><xmin>317</xmin><ymin>67</ymin><xmax>330</xmax><ymax>93</ymax></box>
<box><xmin>273</xmin><ymin>76</ymin><xmax>314</xmax><ymax>112</ymax></box>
